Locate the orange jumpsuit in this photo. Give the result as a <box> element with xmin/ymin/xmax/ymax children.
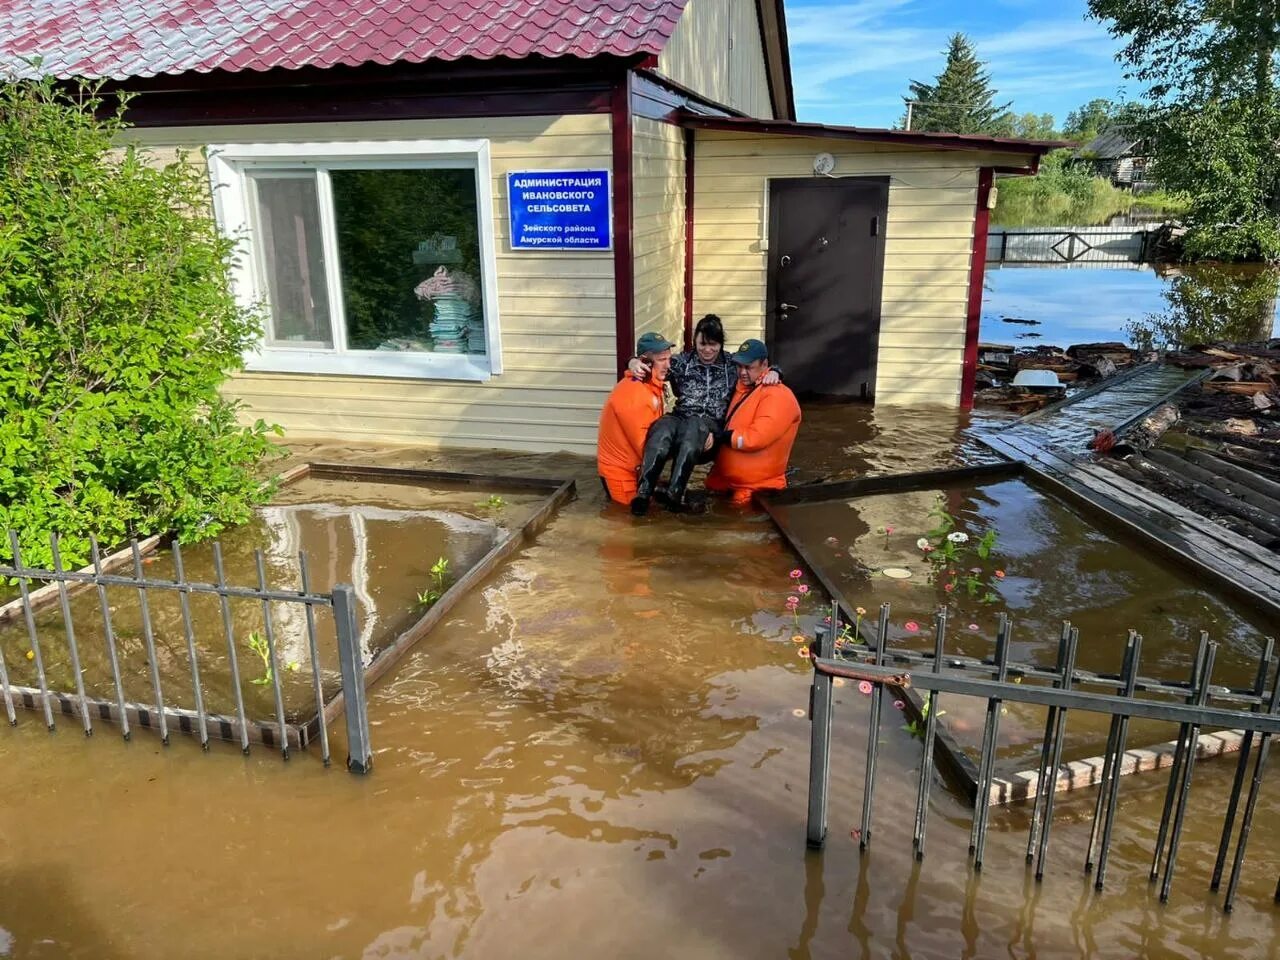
<box><xmin>597</xmin><ymin>375</ymin><xmax>666</xmax><ymax>504</ymax></box>
<box><xmin>706</xmin><ymin>380</ymin><xmax>802</xmax><ymax>504</ymax></box>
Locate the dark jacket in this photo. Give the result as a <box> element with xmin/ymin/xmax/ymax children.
<box><xmin>668</xmin><ymin>350</ymin><xmax>738</xmax><ymax>423</ymax></box>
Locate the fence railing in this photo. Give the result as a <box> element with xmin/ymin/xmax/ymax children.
<box><xmin>987</xmin><ymin>226</ymin><xmax>1156</xmax><ymax>265</ymax></box>
<box><xmin>0</xmin><ymin>530</ymin><xmax>372</xmax><ymax>774</ymax></box>
<box><xmin>806</xmin><ymin>601</ymin><xmax>1280</xmax><ymax>913</ymax></box>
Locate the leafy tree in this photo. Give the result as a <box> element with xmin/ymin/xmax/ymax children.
<box><xmin>902</xmin><ymin>34</ymin><xmax>1014</xmax><ymax>135</ymax></box>
<box><xmin>1063</xmin><ymin>98</ymin><xmax>1117</xmax><ymax>143</ymax></box>
<box><xmin>0</xmin><ymin>78</ymin><xmax>281</xmax><ymax>568</ymax></box>
<box><xmin>1010</xmin><ymin>112</ymin><xmax>1058</xmax><ymax>140</ymax></box>
<box><xmin>1088</xmin><ymin>0</ymin><xmax>1280</xmax><ymax>260</ymax></box>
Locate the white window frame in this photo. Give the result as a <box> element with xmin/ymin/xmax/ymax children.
<box><xmin>207</xmin><ymin>139</ymin><xmax>503</xmax><ymax>381</ymax></box>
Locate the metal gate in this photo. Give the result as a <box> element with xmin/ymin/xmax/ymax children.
<box><xmin>987</xmin><ymin>227</ymin><xmax>1155</xmax><ymax>265</ymax></box>
<box><xmin>0</xmin><ymin>530</ymin><xmax>373</xmax><ymax>773</ymax></box>
<box><xmin>805</xmin><ymin>601</ymin><xmax>1279</xmax><ymax>913</ymax></box>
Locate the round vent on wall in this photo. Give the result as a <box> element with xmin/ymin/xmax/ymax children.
<box><xmin>813</xmin><ymin>152</ymin><xmax>836</xmax><ymax>176</ymax></box>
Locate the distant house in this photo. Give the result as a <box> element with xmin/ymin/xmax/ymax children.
<box><xmin>1079</xmin><ymin>128</ymin><xmax>1150</xmax><ymax>190</ymax></box>
<box><xmin>0</xmin><ymin>0</ymin><xmax>1054</xmax><ymax>455</ymax></box>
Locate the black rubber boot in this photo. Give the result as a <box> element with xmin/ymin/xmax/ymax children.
<box><xmin>633</xmin><ymin>418</ymin><xmax>678</xmax><ymax>514</ymax></box>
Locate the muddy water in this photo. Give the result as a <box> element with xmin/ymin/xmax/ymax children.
<box><xmin>0</xmin><ymin>479</ymin><xmax>539</xmax><ymax>721</ymax></box>
<box><xmin>770</xmin><ymin>477</ymin><xmax>1276</xmax><ymax>770</ymax></box>
<box><xmin>1</xmin><ymin>416</ymin><xmax>1278</xmax><ymax>959</ymax></box>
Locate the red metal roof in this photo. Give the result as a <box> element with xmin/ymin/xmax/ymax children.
<box><xmin>0</xmin><ymin>0</ymin><xmax>689</xmax><ymax>80</ymax></box>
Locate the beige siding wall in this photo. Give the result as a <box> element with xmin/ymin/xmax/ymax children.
<box><xmin>692</xmin><ymin>133</ymin><xmax>1026</xmax><ymax>405</ymax></box>
<box><xmin>658</xmin><ymin>0</ymin><xmax>773</xmax><ymax>118</ymax></box>
<box><xmin>123</xmin><ymin>115</ymin><xmax>615</xmax><ymax>454</ymax></box>
<box><xmin>632</xmin><ymin>118</ymin><xmax>686</xmax><ymax>348</ymax></box>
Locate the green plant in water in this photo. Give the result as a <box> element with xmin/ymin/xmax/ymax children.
<box><xmin>417</xmin><ymin>556</ymin><xmax>450</xmax><ymax>608</ymax></box>
<box><xmin>916</xmin><ymin>501</ymin><xmax>1005</xmax><ymax>606</ymax></box>
<box><xmin>476</xmin><ymin>494</ymin><xmax>506</xmax><ymax>511</ymax></box>
<box><xmin>904</xmin><ymin>697</ymin><xmax>946</xmax><ymax>740</ymax></box>
<box><xmin>246</xmin><ymin>631</ymin><xmax>273</xmax><ymax>686</ymax></box>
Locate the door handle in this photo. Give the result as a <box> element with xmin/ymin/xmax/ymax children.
<box><xmin>780</xmin><ymin>302</ymin><xmax>798</xmax><ymax>311</ymax></box>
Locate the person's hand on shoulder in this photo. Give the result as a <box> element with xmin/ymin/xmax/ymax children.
<box><xmin>761</xmin><ymin>369</ymin><xmax>781</xmax><ymax>386</ymax></box>
<box><xmin>627</xmin><ymin>357</ymin><xmax>651</xmax><ymax>381</ymax></box>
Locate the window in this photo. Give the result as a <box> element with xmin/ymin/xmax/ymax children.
<box><xmin>208</xmin><ymin>140</ymin><xmax>502</xmax><ymax>380</ymax></box>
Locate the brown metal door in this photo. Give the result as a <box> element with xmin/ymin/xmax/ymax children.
<box><xmin>767</xmin><ymin>177</ymin><xmax>889</xmax><ymax>399</ymax></box>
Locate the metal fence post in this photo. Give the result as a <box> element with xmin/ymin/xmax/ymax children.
<box><xmin>806</xmin><ymin>612</ymin><xmax>836</xmax><ymax>848</ymax></box>
<box><xmin>332</xmin><ymin>584</ymin><xmax>372</xmax><ymax>775</ymax></box>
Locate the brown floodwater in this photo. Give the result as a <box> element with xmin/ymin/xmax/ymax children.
<box><xmin>1</xmin><ymin>410</ymin><xmax>1277</xmax><ymax>959</ymax></box>
<box><xmin>769</xmin><ymin>476</ymin><xmax>1277</xmax><ymax>771</ymax></box>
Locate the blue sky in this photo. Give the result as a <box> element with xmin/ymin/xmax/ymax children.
<box><xmin>784</xmin><ymin>0</ymin><xmax>1134</xmax><ymax>129</ymax></box>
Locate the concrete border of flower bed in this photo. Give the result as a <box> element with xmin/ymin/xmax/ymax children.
<box><xmin>761</xmin><ymin>461</ymin><xmax>1276</xmax><ymax>807</ymax></box>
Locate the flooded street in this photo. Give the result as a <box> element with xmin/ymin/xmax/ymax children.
<box><xmin>982</xmin><ymin>263</ymin><xmax>1280</xmax><ymax>349</ymax></box>
<box><xmin>1</xmin><ymin>411</ymin><xmax>1278</xmax><ymax>959</ymax></box>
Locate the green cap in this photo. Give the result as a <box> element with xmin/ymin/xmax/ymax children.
<box><xmin>729</xmin><ymin>338</ymin><xmax>768</xmax><ymax>364</ymax></box>
<box><xmin>636</xmin><ymin>331</ymin><xmax>676</xmax><ymax>355</ymax></box>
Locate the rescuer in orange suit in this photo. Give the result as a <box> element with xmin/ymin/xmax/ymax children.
<box><xmin>706</xmin><ymin>339</ymin><xmax>802</xmax><ymax>505</ymax></box>
<box><xmin>597</xmin><ymin>331</ymin><xmax>675</xmax><ymax>505</ymax></box>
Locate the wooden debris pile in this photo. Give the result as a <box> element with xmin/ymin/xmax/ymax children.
<box><xmin>1098</xmin><ymin>339</ymin><xmax>1280</xmax><ymax>550</ymax></box>
<box><xmin>975</xmin><ymin>341</ymin><xmax>1147</xmax><ymax>413</ymax></box>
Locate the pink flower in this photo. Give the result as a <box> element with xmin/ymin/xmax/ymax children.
<box><xmin>850</xmin><ymin>828</ymin><xmax>862</xmax><ymax>842</ymax></box>
<box><xmin>943</xmin><ymin>583</ymin><xmax>955</xmax><ymax>593</ymax></box>
<box><xmin>995</xmin><ymin>570</ymin><xmax>1006</xmax><ymax>579</ymax></box>
<box><xmin>858</xmin><ymin>680</ymin><xmax>873</xmax><ymax>695</ymax></box>
<box><xmin>885</xmin><ymin>526</ymin><xmax>894</xmax><ymax>534</ymax></box>
<box><xmin>787</xmin><ymin>595</ymin><xmax>800</xmax><ymax>606</ymax></box>
<box><xmin>893</xmin><ymin>699</ymin><xmax>905</xmax><ymax>711</ymax></box>
<box><xmin>822</xmin><ymin>615</ymin><xmax>831</xmax><ymax>624</ymax></box>
<box><xmin>797</xmin><ymin>584</ymin><xmax>810</xmax><ymax>595</ymax></box>
<box><xmin>789</xmin><ymin>569</ymin><xmax>803</xmax><ymax>579</ymax></box>
<box><xmin>968</xmin><ymin>623</ymin><xmax>980</xmax><ymax>631</ymax></box>
<box><xmin>905</xmin><ymin>621</ymin><xmax>920</xmax><ymax>633</ymax></box>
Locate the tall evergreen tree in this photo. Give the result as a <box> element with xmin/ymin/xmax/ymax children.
<box><xmin>902</xmin><ymin>34</ymin><xmax>1013</xmax><ymax>135</ymax></box>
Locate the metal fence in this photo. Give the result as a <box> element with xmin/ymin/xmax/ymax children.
<box><xmin>987</xmin><ymin>226</ymin><xmax>1156</xmax><ymax>265</ymax></box>
<box><xmin>805</xmin><ymin>601</ymin><xmax>1280</xmax><ymax>913</ymax></box>
<box><xmin>0</xmin><ymin>530</ymin><xmax>372</xmax><ymax>774</ymax></box>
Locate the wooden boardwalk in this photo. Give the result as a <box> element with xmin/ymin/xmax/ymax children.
<box><xmin>978</xmin><ymin>365</ymin><xmax>1280</xmax><ymax>618</ymax></box>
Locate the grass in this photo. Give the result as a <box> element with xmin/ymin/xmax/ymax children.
<box><xmin>993</xmin><ymin>174</ymin><xmax>1189</xmax><ymax>227</ymax></box>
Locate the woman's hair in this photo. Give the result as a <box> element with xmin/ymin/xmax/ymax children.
<box><xmin>693</xmin><ymin>314</ymin><xmax>724</xmax><ymax>347</ymax></box>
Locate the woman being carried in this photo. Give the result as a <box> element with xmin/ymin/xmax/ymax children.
<box><xmin>627</xmin><ymin>314</ymin><xmax>779</xmax><ymax>515</ymax></box>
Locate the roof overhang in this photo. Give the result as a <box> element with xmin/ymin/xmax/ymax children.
<box><xmin>680</xmin><ymin>114</ymin><xmax>1066</xmax><ymax>171</ymax></box>
<box><xmin>755</xmin><ymin>0</ymin><xmax>796</xmax><ymax>121</ymax></box>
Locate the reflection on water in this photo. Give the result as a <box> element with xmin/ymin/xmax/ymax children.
<box><xmin>983</xmin><ymin>263</ymin><xmax>1280</xmax><ymax>349</ymax></box>
<box><xmin>2</xmin><ymin>433</ymin><xmax>1278</xmax><ymax>959</ymax></box>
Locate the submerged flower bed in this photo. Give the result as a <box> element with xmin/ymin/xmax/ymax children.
<box><xmin>768</xmin><ymin>476</ymin><xmax>1276</xmax><ymax>770</ymax></box>
<box><xmin>0</xmin><ymin>476</ymin><xmax>547</xmax><ymax>726</ymax></box>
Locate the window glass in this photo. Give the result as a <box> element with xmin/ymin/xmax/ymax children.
<box><xmin>248</xmin><ymin>173</ymin><xmax>333</xmax><ymax>347</ymax></box>
<box><xmin>330</xmin><ymin>169</ymin><xmax>486</xmax><ymax>355</ymax></box>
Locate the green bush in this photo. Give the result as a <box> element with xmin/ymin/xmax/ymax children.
<box><xmin>993</xmin><ymin>150</ymin><xmax>1188</xmax><ymax>227</ymax></box>
<box><xmin>0</xmin><ymin>78</ymin><xmax>281</xmax><ymax>569</ymax></box>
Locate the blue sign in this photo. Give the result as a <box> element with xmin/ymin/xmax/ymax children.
<box><xmin>507</xmin><ymin>170</ymin><xmax>612</xmax><ymax>251</ymax></box>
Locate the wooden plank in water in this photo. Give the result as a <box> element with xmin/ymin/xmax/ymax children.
<box><xmin>307</xmin><ymin>461</ymin><xmax>567</xmax><ymax>492</ymax></box>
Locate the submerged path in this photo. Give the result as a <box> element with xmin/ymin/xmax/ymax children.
<box><xmin>978</xmin><ymin>365</ymin><xmax>1280</xmax><ymax>616</ymax></box>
